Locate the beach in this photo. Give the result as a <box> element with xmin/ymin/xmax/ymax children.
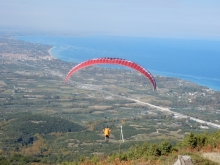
<box><xmin>48</xmin><ymin>46</ymin><xmax>56</xmax><ymax>59</ymax></box>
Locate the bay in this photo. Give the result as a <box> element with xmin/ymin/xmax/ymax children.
<box><xmin>15</xmin><ymin>36</ymin><xmax>220</xmax><ymax>91</ymax></box>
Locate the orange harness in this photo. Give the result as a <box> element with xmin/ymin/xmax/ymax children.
<box><xmin>103</xmin><ymin>128</ymin><xmax>110</xmax><ymax>136</ymax></box>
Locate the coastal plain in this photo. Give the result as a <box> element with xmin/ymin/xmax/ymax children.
<box><xmin>1</xmin><ymin>37</ymin><xmax>220</xmax><ymax>164</ymax></box>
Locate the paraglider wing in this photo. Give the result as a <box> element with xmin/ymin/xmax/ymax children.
<box><xmin>65</xmin><ymin>57</ymin><xmax>156</xmax><ymax>90</ymax></box>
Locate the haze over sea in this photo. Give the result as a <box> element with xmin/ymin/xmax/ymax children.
<box><xmin>16</xmin><ymin>36</ymin><xmax>220</xmax><ymax>91</ymax></box>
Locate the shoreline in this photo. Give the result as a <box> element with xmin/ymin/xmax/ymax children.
<box><xmin>48</xmin><ymin>46</ymin><xmax>56</xmax><ymax>59</ymax></box>
<box><xmin>46</xmin><ymin>46</ymin><xmax>220</xmax><ymax>91</ymax></box>
<box><xmin>15</xmin><ymin>36</ymin><xmax>220</xmax><ymax>92</ymax></box>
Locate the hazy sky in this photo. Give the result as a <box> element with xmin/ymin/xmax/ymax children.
<box><xmin>1</xmin><ymin>0</ymin><xmax>220</xmax><ymax>38</ymax></box>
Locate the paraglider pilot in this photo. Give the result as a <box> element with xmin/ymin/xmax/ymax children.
<box><xmin>103</xmin><ymin>125</ymin><xmax>111</xmax><ymax>142</ymax></box>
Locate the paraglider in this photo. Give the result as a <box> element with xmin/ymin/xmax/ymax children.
<box><xmin>103</xmin><ymin>125</ymin><xmax>111</xmax><ymax>142</ymax></box>
<box><xmin>65</xmin><ymin>57</ymin><xmax>156</xmax><ymax>90</ymax></box>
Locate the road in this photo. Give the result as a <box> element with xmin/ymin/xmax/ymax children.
<box><xmin>127</xmin><ymin>97</ymin><xmax>220</xmax><ymax>129</ymax></box>
<box><xmin>96</xmin><ymin>87</ymin><xmax>220</xmax><ymax>129</ymax></box>
<box><xmin>75</xmin><ymin>83</ymin><xmax>220</xmax><ymax>129</ymax></box>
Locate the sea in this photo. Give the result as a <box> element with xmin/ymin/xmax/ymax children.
<box><xmin>15</xmin><ymin>35</ymin><xmax>220</xmax><ymax>91</ymax></box>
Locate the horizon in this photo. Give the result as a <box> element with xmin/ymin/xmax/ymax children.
<box><xmin>1</xmin><ymin>0</ymin><xmax>220</xmax><ymax>39</ymax></box>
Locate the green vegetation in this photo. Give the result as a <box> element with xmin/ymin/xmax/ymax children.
<box><xmin>61</xmin><ymin>131</ymin><xmax>220</xmax><ymax>165</ymax></box>
<box><xmin>1</xmin><ymin>37</ymin><xmax>220</xmax><ymax>164</ymax></box>
<box><xmin>2</xmin><ymin>130</ymin><xmax>220</xmax><ymax>164</ymax></box>
<box><xmin>4</xmin><ymin>113</ymin><xmax>85</xmax><ymax>146</ymax></box>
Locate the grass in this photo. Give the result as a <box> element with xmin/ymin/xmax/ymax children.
<box><xmin>203</xmin><ymin>152</ymin><xmax>220</xmax><ymax>164</ymax></box>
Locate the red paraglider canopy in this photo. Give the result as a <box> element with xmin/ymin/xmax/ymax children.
<box><xmin>65</xmin><ymin>57</ymin><xmax>156</xmax><ymax>90</ymax></box>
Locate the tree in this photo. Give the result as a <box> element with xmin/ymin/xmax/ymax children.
<box><xmin>0</xmin><ymin>156</ymin><xmax>10</xmax><ymax>165</ymax></box>
<box><xmin>182</xmin><ymin>132</ymin><xmax>197</xmax><ymax>148</ymax></box>
<box><xmin>160</xmin><ymin>140</ymin><xmax>172</xmax><ymax>155</ymax></box>
<box><xmin>147</xmin><ymin>144</ymin><xmax>161</xmax><ymax>156</ymax></box>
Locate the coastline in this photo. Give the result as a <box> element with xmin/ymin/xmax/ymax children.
<box><xmin>15</xmin><ymin>36</ymin><xmax>220</xmax><ymax>91</ymax></box>
<box><xmin>48</xmin><ymin>46</ymin><xmax>56</xmax><ymax>59</ymax></box>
